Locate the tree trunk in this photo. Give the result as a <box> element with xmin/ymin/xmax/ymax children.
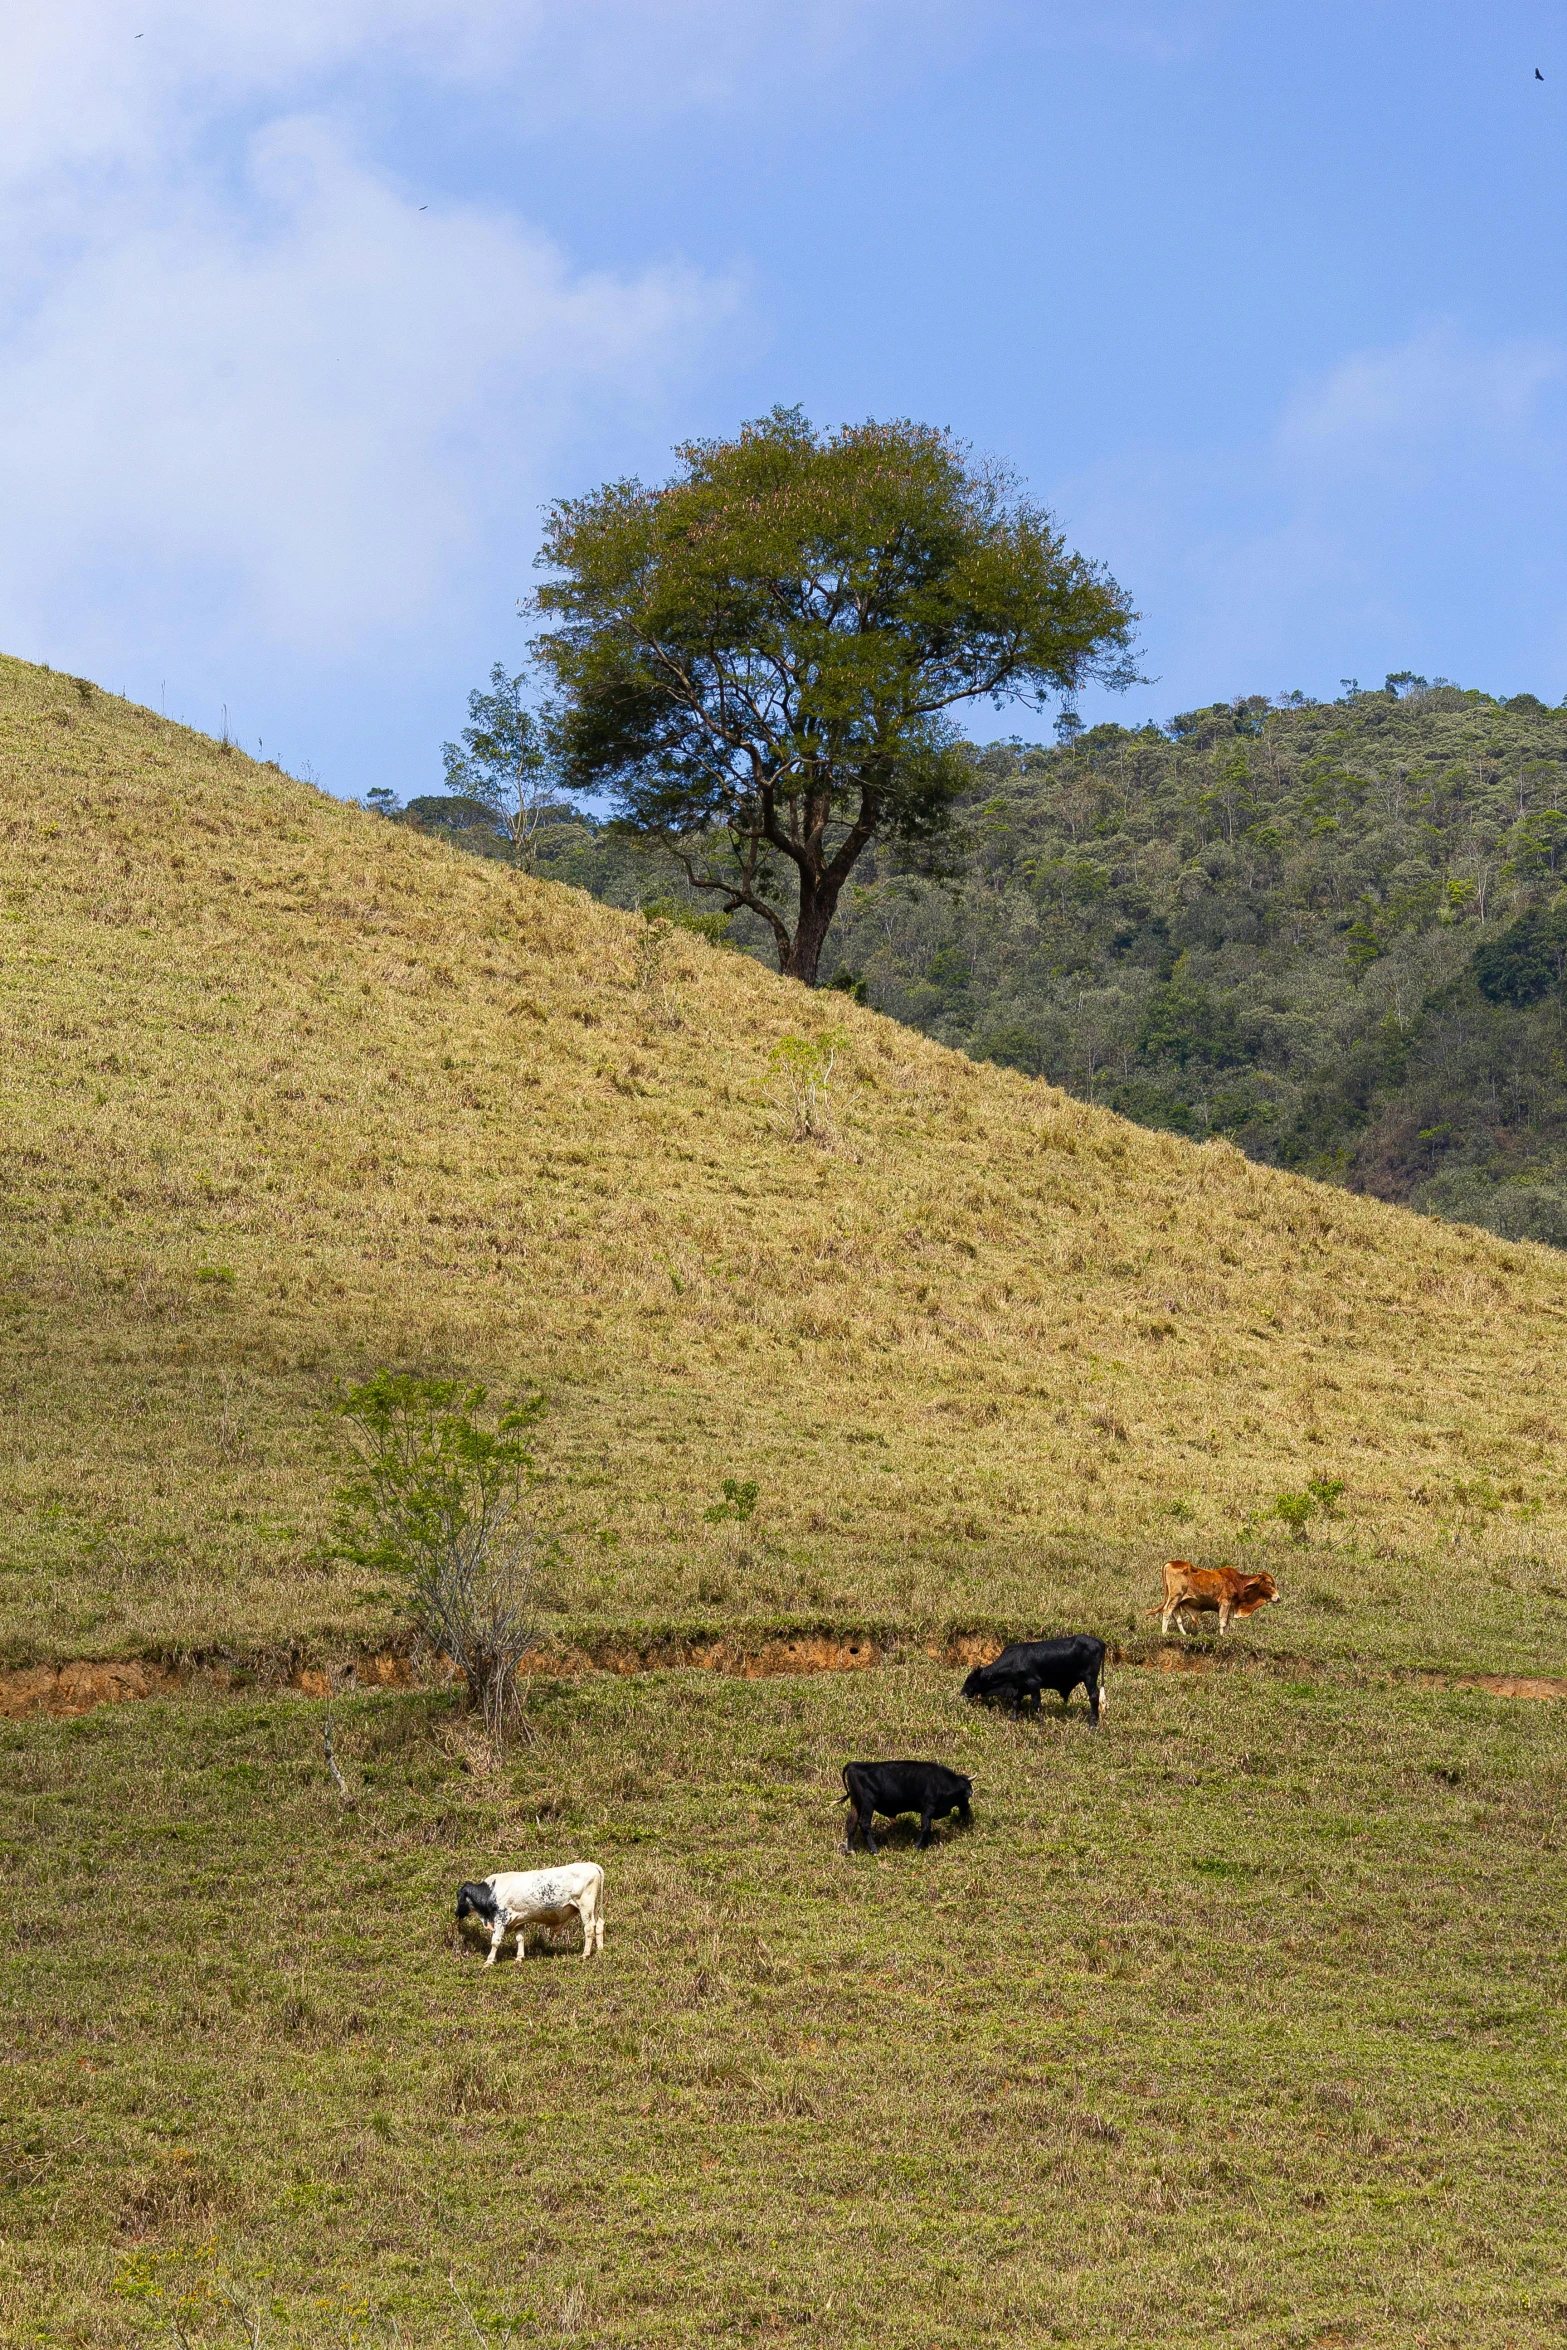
<box><xmin>771</xmin><ymin>778</ymin><xmax>880</xmax><ymax>985</ymax></box>
<box><xmin>781</xmin><ymin>873</ymin><xmax>843</xmax><ymax>986</ymax></box>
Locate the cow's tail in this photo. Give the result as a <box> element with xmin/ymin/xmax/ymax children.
<box><xmin>836</xmin><ymin>1765</ymin><xmax>852</xmax><ymax>1806</ymax></box>
<box><xmin>1096</xmin><ymin>1651</ymin><xmax>1108</xmax><ymax>1714</ymax></box>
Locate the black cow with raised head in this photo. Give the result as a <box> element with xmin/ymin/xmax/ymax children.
<box><xmin>841</xmin><ymin>1760</ymin><xmax>972</xmax><ymax>1854</ymax></box>
<box><xmin>962</xmin><ymin>1635</ymin><xmax>1105</xmax><ymax>1725</ymax></box>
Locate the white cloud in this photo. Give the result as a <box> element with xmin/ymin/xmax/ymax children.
<box><xmin>0</xmin><ymin>116</ymin><xmax>732</xmax><ymax>661</ymax></box>
<box><xmin>0</xmin><ymin>0</ymin><xmax>937</xmax><ymax>187</ymax></box>
<box><xmin>1278</xmin><ymin>326</ymin><xmax>1567</xmax><ymax>465</ymax></box>
<box><xmin>0</xmin><ymin>2</ymin><xmax>527</xmax><ymax>188</ymax></box>
<box><xmin>0</xmin><ymin>3</ymin><xmax>748</xmax><ymax>700</ymax></box>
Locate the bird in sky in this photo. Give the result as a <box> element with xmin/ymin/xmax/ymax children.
<box><xmin>1537</xmin><ymin>66</ymin><xmax>1545</xmax><ymax>79</ymax></box>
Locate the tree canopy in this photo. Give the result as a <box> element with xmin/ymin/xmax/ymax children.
<box><xmin>527</xmin><ymin>406</ymin><xmax>1136</xmax><ymax>983</ymax></box>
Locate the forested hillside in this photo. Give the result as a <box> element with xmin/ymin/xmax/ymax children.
<box><xmin>505</xmin><ymin>679</ymin><xmax>1567</xmax><ymax>1248</ymax></box>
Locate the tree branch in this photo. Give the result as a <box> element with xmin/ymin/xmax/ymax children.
<box><xmin>665</xmin><ymin>836</ymin><xmax>793</xmax><ymax>966</ymax></box>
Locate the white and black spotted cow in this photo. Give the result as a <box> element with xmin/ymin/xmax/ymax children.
<box><xmin>455</xmin><ymin>1863</ymin><xmax>605</xmax><ymax>1964</ymax></box>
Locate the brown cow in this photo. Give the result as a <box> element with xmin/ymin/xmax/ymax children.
<box><xmin>1154</xmin><ymin>1560</ymin><xmax>1280</xmax><ymax>1637</ymax></box>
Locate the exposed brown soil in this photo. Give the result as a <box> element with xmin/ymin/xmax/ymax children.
<box><xmin>1459</xmin><ymin>1673</ymin><xmax>1567</xmax><ymax>1700</ymax></box>
<box><xmin>0</xmin><ymin>1659</ymin><xmax>179</xmax><ymax>1719</ymax></box>
<box><xmin>518</xmin><ymin>1634</ymin><xmax>891</xmax><ymax>1680</ymax></box>
<box><xmin>4</xmin><ymin>1637</ymin><xmax>1566</xmax><ymax>1723</ymax></box>
<box><xmin>0</xmin><ymin>1635</ymin><xmax>898</xmax><ymax>1717</ymax></box>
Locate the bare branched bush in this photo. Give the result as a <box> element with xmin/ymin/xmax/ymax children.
<box><xmin>416</xmin><ymin>1515</ymin><xmax>541</xmax><ymax>1752</ymax></box>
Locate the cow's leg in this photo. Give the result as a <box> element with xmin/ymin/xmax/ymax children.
<box><xmin>1088</xmin><ymin>1673</ymin><xmax>1101</xmax><ymax>1727</ymax></box>
<box><xmin>917</xmin><ymin>1805</ymin><xmax>936</xmax><ymax>1850</ymax></box>
<box><xmin>485</xmin><ymin>1913</ymin><xmax>508</xmax><ymax>1968</ymax></box>
<box><xmin>860</xmin><ymin>1806</ymin><xmax>879</xmax><ymax>1856</ymax></box>
<box><xmin>1218</xmin><ymin>1602</ymin><xmax>1232</xmax><ymax>1636</ymax></box>
<box><xmin>515</xmin><ymin>1919</ymin><xmax>528</xmax><ymax>1964</ymax></box>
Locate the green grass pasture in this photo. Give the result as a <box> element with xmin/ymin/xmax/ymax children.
<box><xmin>4</xmin><ymin>1661</ymin><xmax>1566</xmax><ymax>2348</ymax></box>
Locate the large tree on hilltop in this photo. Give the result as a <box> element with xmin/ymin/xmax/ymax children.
<box><xmin>527</xmin><ymin>407</ymin><xmax>1138</xmax><ymax>984</ymax></box>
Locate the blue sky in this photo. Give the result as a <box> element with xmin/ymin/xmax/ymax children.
<box><xmin>3</xmin><ymin>1</ymin><xmax>1565</xmax><ymax>800</ymax></box>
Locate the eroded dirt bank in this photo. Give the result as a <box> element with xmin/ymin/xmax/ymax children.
<box><xmin>4</xmin><ymin>1632</ymin><xmax>1565</xmax><ymax>1722</ymax></box>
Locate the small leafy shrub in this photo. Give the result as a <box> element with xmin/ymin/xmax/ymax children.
<box><xmin>633</xmin><ymin>915</ymin><xmax>686</xmax><ymax>1028</ymax></box>
<box><xmin>1271</xmin><ymin>1474</ymin><xmax>1346</xmax><ymax>1541</ymax></box>
<box><xmin>334</xmin><ymin>1373</ymin><xmax>552</xmax><ymax>1753</ymax></box>
<box><xmin>768</xmin><ymin>1027</ymin><xmax>847</xmax><ymax>1142</ymax></box>
<box><xmin>704</xmin><ymin>1477</ymin><xmax>759</xmax><ymax>1525</ymax></box>
<box><xmin>1451</xmin><ymin>1474</ymin><xmax>1502</xmax><ymax>1517</ymax></box>
<box><xmin>828</xmin><ymin>966</ymin><xmax>868</xmax><ymax>1001</ymax></box>
<box><xmin>640</xmin><ymin>896</ymin><xmax>733</xmax><ymax>945</ymax></box>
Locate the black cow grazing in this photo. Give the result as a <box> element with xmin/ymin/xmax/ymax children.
<box><xmin>841</xmin><ymin>1760</ymin><xmax>973</xmax><ymax>1854</ymax></box>
<box><xmin>962</xmin><ymin>1635</ymin><xmax>1106</xmax><ymax>1725</ymax></box>
<box><xmin>961</xmin><ymin>1659</ymin><xmax>1047</xmax><ymax>1717</ymax></box>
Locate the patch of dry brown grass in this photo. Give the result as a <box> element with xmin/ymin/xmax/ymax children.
<box><xmin>3</xmin><ymin>651</ymin><xmax>1567</xmax><ymax>1668</ymax></box>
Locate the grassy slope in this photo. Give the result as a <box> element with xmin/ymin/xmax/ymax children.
<box><xmin>6</xmin><ymin>656</ymin><xmax>1567</xmax><ymax>2346</ymax></box>
<box><xmin>4</xmin><ymin>653</ymin><xmax>1567</xmax><ymax>1673</ymax></box>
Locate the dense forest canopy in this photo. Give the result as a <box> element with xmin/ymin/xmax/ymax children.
<box><xmin>408</xmin><ymin>675</ymin><xmax>1567</xmax><ymax>1248</ymax></box>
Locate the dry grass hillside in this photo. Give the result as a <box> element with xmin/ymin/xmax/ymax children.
<box><xmin>3</xmin><ymin>650</ymin><xmax>1567</xmax><ymax>1671</ymax></box>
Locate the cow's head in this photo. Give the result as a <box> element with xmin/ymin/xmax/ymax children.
<box><xmin>960</xmin><ymin>1666</ymin><xmax>991</xmax><ymax>1702</ymax></box>
<box><xmin>1233</xmin><ymin>1573</ymin><xmax>1280</xmax><ymax>1616</ymax></box>
<box><xmin>455</xmin><ymin>1880</ymin><xmax>498</xmax><ymax>1924</ymax></box>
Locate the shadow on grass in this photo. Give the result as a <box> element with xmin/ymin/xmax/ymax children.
<box><xmin>454</xmin><ymin>1917</ymin><xmax>595</xmax><ymax>1962</ymax></box>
